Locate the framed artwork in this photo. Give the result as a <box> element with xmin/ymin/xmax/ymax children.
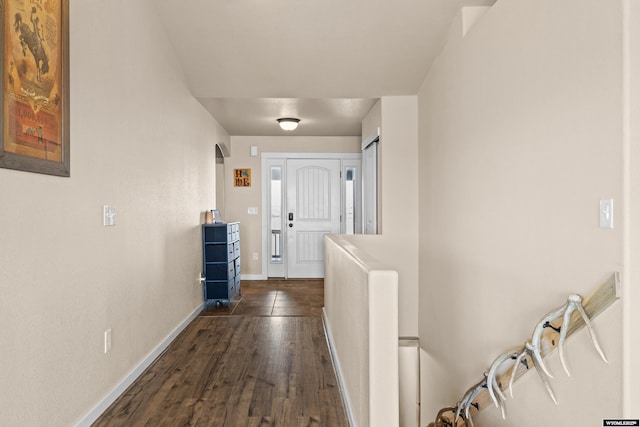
<box><xmin>234</xmin><ymin>168</ymin><xmax>251</xmax><ymax>187</ymax></box>
<box><xmin>0</xmin><ymin>0</ymin><xmax>70</xmax><ymax>177</ymax></box>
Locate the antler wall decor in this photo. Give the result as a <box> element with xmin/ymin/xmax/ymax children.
<box><xmin>427</xmin><ymin>273</ymin><xmax>620</xmax><ymax>427</ymax></box>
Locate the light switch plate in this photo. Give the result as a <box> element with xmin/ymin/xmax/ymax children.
<box><xmin>103</xmin><ymin>205</ymin><xmax>116</xmax><ymax>226</ymax></box>
<box><xmin>599</xmin><ymin>199</ymin><xmax>613</xmax><ymax>229</ymax></box>
<box><xmin>248</xmin><ymin>207</ymin><xmax>258</xmax><ymax>215</ymax></box>
<box><xmin>104</xmin><ymin>328</ymin><xmax>112</xmax><ymax>354</ymax></box>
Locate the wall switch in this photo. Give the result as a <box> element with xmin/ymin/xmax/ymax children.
<box><xmin>252</xmin><ymin>252</ymin><xmax>259</xmax><ymax>261</ymax></box>
<box><xmin>248</xmin><ymin>207</ymin><xmax>258</xmax><ymax>215</ymax></box>
<box><xmin>104</xmin><ymin>328</ymin><xmax>112</xmax><ymax>354</ymax></box>
<box><xmin>103</xmin><ymin>205</ymin><xmax>116</xmax><ymax>226</ymax></box>
<box><xmin>599</xmin><ymin>199</ymin><xmax>613</xmax><ymax>229</ymax></box>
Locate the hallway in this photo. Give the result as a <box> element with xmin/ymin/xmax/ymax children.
<box><xmin>93</xmin><ymin>281</ymin><xmax>349</xmax><ymax>426</ymax></box>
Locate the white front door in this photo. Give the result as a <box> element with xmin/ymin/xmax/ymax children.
<box><xmin>286</xmin><ymin>159</ymin><xmax>341</xmax><ymax>278</ymax></box>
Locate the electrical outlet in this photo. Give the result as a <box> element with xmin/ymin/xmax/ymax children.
<box><xmin>252</xmin><ymin>252</ymin><xmax>259</xmax><ymax>261</ymax></box>
<box><xmin>104</xmin><ymin>328</ymin><xmax>112</xmax><ymax>354</ymax></box>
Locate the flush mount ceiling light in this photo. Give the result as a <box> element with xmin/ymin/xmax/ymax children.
<box><xmin>277</xmin><ymin>118</ymin><xmax>300</xmax><ymax>131</ymax></box>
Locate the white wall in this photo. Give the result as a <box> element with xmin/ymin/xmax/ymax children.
<box><xmin>418</xmin><ymin>1</ymin><xmax>624</xmax><ymax>425</ymax></box>
<box><xmin>0</xmin><ymin>1</ymin><xmax>227</xmax><ymax>425</ymax></box>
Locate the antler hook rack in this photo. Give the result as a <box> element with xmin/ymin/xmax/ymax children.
<box><xmin>428</xmin><ymin>272</ymin><xmax>620</xmax><ymax>427</ymax></box>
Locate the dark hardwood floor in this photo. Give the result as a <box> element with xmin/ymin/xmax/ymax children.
<box><xmin>92</xmin><ymin>280</ymin><xmax>349</xmax><ymax>427</ymax></box>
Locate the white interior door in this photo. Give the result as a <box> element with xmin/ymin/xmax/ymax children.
<box><xmin>362</xmin><ymin>135</ymin><xmax>378</xmax><ymax>234</ymax></box>
<box><xmin>286</xmin><ymin>159</ymin><xmax>341</xmax><ymax>278</ymax></box>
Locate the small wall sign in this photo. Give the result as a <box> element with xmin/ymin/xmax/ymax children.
<box><xmin>234</xmin><ymin>168</ymin><xmax>251</xmax><ymax>187</ymax></box>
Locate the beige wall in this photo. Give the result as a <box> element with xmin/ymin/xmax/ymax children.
<box><xmin>224</xmin><ymin>136</ymin><xmax>361</xmax><ymax>277</ymax></box>
<box><xmin>0</xmin><ymin>1</ymin><xmax>227</xmax><ymax>425</ymax></box>
<box><xmin>362</xmin><ymin>99</ymin><xmax>382</xmax><ymax>141</ymax></box>
<box><xmin>625</xmin><ymin>0</ymin><xmax>640</xmax><ymax>415</ymax></box>
<box><xmin>360</xmin><ymin>97</ymin><xmax>420</xmax><ymax>336</ymax></box>
<box><xmin>418</xmin><ymin>1</ymin><xmax>624</xmax><ymax>425</ymax></box>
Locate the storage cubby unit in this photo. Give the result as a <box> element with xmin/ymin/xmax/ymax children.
<box><xmin>202</xmin><ymin>222</ymin><xmax>240</xmax><ymax>307</ymax></box>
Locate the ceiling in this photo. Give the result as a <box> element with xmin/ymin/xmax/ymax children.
<box><xmin>153</xmin><ymin>0</ymin><xmax>495</xmax><ymax>136</ymax></box>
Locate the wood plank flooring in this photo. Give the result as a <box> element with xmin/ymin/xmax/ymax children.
<box><xmin>92</xmin><ymin>280</ymin><xmax>349</xmax><ymax>427</ymax></box>
<box><xmin>200</xmin><ymin>279</ymin><xmax>325</xmax><ymax>318</ymax></box>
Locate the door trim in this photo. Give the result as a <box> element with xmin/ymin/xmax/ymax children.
<box><xmin>262</xmin><ymin>152</ymin><xmax>361</xmax><ymax>160</ymax></box>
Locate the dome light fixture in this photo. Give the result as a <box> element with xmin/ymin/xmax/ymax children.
<box><xmin>277</xmin><ymin>118</ymin><xmax>300</xmax><ymax>131</ymax></box>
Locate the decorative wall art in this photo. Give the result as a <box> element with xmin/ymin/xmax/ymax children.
<box><xmin>234</xmin><ymin>168</ymin><xmax>251</xmax><ymax>187</ymax></box>
<box><xmin>427</xmin><ymin>274</ymin><xmax>619</xmax><ymax>427</ymax></box>
<box><xmin>0</xmin><ymin>0</ymin><xmax>70</xmax><ymax>176</ymax></box>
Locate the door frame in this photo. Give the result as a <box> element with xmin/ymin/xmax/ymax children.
<box><xmin>261</xmin><ymin>152</ymin><xmax>361</xmax><ymax>279</ymax></box>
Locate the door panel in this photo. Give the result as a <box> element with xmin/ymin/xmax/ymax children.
<box><xmin>286</xmin><ymin>159</ymin><xmax>341</xmax><ymax>278</ymax></box>
<box><xmin>295</xmin><ymin>231</ymin><xmax>326</xmax><ymax>263</ymax></box>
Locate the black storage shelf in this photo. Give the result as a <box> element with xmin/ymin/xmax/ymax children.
<box><xmin>202</xmin><ymin>222</ymin><xmax>240</xmax><ymax>307</ymax></box>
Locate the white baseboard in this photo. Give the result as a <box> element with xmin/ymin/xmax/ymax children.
<box><xmin>322</xmin><ymin>308</ymin><xmax>357</xmax><ymax>427</ymax></box>
<box><xmin>74</xmin><ymin>303</ymin><xmax>203</xmax><ymax>427</ymax></box>
<box><xmin>241</xmin><ymin>274</ymin><xmax>266</xmax><ymax>280</ymax></box>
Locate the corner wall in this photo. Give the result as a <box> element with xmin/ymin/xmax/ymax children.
<box><xmin>418</xmin><ymin>1</ymin><xmax>624</xmax><ymax>425</ymax></box>
<box><xmin>0</xmin><ymin>1</ymin><xmax>227</xmax><ymax>425</ymax></box>
<box><xmin>361</xmin><ymin>96</ymin><xmax>419</xmax><ymax>336</ymax></box>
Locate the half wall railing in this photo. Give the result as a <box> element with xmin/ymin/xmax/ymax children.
<box><xmin>323</xmin><ymin>234</ymin><xmax>400</xmax><ymax>427</ymax></box>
